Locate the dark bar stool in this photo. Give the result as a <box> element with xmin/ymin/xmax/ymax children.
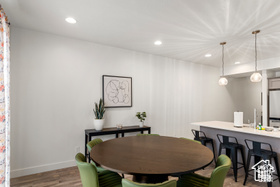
<box><xmin>191</xmin><ymin>129</ymin><xmax>216</xmax><ymax>164</ymax></box>
<box><xmin>217</xmin><ymin>134</ymin><xmax>246</xmax><ymax>182</ymax></box>
<box><xmin>243</xmin><ymin>139</ymin><xmax>280</xmax><ymax>187</ymax></box>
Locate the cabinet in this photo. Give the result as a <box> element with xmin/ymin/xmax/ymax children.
<box><xmin>268</xmin><ymin>78</ymin><xmax>280</xmax><ymax>90</ymax></box>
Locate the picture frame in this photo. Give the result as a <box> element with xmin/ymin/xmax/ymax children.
<box><xmin>102</xmin><ymin>75</ymin><xmax>132</xmax><ymax>108</ymax></box>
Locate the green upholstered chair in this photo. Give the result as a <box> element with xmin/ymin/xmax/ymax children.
<box><xmin>122</xmin><ymin>179</ymin><xmax>176</xmax><ymax>187</ymax></box>
<box><xmin>177</xmin><ymin>154</ymin><xmax>231</xmax><ymax>187</ymax></box>
<box><xmin>180</xmin><ymin>137</ymin><xmax>202</xmax><ymax>144</ymax></box>
<box><xmin>87</xmin><ymin>138</ymin><xmax>103</xmax><ymax>152</ymax></box>
<box><xmin>87</xmin><ymin>138</ymin><xmax>106</xmax><ymax>173</ymax></box>
<box><xmin>136</xmin><ymin>134</ymin><xmax>160</xmax><ymax>136</ymax></box>
<box><xmin>75</xmin><ymin>153</ymin><xmax>122</xmax><ymax>187</ymax></box>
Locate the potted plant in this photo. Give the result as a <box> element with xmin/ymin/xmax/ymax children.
<box><xmin>93</xmin><ymin>98</ymin><xmax>106</xmax><ymax>131</ymax></box>
<box><xmin>136</xmin><ymin>112</ymin><xmax>146</xmax><ymax>127</ymax></box>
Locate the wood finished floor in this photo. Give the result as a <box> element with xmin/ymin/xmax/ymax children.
<box><xmin>11</xmin><ymin>163</ymin><xmax>274</xmax><ymax>187</ymax></box>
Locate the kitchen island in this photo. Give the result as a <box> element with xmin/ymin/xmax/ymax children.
<box><xmin>191</xmin><ymin>121</ymin><xmax>280</xmax><ymax>153</ymax></box>
<box><xmin>191</xmin><ymin>121</ymin><xmax>280</xmax><ymax>186</ymax></box>
<box><xmin>191</xmin><ymin>121</ymin><xmax>280</xmax><ymax>139</ymax></box>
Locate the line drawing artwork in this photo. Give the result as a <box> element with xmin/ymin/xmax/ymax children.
<box><xmin>103</xmin><ymin>75</ymin><xmax>132</xmax><ymax>108</ymax></box>
<box><xmin>105</xmin><ymin>79</ymin><xmax>130</xmax><ymax>104</ymax></box>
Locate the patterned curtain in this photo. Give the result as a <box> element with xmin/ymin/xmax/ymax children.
<box><xmin>0</xmin><ymin>6</ymin><xmax>10</xmax><ymax>186</ymax></box>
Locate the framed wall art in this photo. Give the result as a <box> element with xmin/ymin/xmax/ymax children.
<box><xmin>102</xmin><ymin>75</ymin><xmax>132</xmax><ymax>108</ymax></box>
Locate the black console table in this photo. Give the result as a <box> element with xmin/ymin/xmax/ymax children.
<box><xmin>85</xmin><ymin>125</ymin><xmax>151</xmax><ymax>161</ymax></box>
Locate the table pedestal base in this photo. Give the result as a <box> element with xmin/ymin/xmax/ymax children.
<box><xmin>132</xmin><ymin>174</ymin><xmax>168</xmax><ymax>183</ymax></box>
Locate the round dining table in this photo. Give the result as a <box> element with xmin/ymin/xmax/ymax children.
<box><xmin>90</xmin><ymin>136</ymin><xmax>214</xmax><ymax>183</ymax></box>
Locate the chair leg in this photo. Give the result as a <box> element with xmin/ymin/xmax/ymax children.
<box><xmin>254</xmin><ymin>155</ymin><xmax>261</xmax><ymax>165</ymax></box>
<box><xmin>243</xmin><ymin>153</ymin><xmax>252</xmax><ymax>185</ymax></box>
<box><xmin>264</xmin><ymin>157</ymin><xmax>272</xmax><ymax>187</ymax></box>
<box><xmin>231</xmin><ymin>148</ymin><xmax>238</xmax><ymax>182</ymax></box>
<box><xmin>226</xmin><ymin>148</ymin><xmax>231</xmax><ymax>159</ymax></box>
<box><xmin>218</xmin><ymin>144</ymin><xmax>222</xmax><ymax>156</ymax></box>
<box><xmin>273</xmin><ymin>155</ymin><xmax>280</xmax><ymax>183</ymax></box>
<box><xmin>201</xmin><ymin>140</ymin><xmax>206</xmax><ymax>146</ymax></box>
<box><xmin>240</xmin><ymin>147</ymin><xmax>247</xmax><ymax>173</ymax></box>
<box><xmin>210</xmin><ymin>140</ymin><xmax>217</xmax><ymax>164</ymax></box>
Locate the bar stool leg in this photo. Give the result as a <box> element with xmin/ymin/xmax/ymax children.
<box><xmin>209</xmin><ymin>139</ymin><xmax>217</xmax><ymax>164</ymax></box>
<box><xmin>201</xmin><ymin>140</ymin><xmax>206</xmax><ymax>146</ymax></box>
<box><xmin>254</xmin><ymin>155</ymin><xmax>261</xmax><ymax>165</ymax></box>
<box><xmin>240</xmin><ymin>147</ymin><xmax>247</xmax><ymax>173</ymax></box>
<box><xmin>231</xmin><ymin>148</ymin><xmax>238</xmax><ymax>182</ymax></box>
<box><xmin>243</xmin><ymin>153</ymin><xmax>252</xmax><ymax>185</ymax></box>
<box><xmin>226</xmin><ymin>148</ymin><xmax>231</xmax><ymax>158</ymax></box>
<box><xmin>266</xmin><ymin>158</ymin><xmax>272</xmax><ymax>187</ymax></box>
<box><xmin>264</xmin><ymin>156</ymin><xmax>272</xmax><ymax>187</ymax></box>
<box><xmin>273</xmin><ymin>155</ymin><xmax>280</xmax><ymax>183</ymax></box>
<box><xmin>218</xmin><ymin>144</ymin><xmax>222</xmax><ymax>156</ymax></box>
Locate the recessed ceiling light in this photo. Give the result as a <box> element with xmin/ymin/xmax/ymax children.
<box><xmin>65</xmin><ymin>17</ymin><xmax>77</xmax><ymax>24</ymax></box>
<box><xmin>235</xmin><ymin>61</ymin><xmax>240</xmax><ymax>65</ymax></box>
<box><xmin>154</xmin><ymin>41</ymin><xmax>162</xmax><ymax>45</ymax></box>
<box><xmin>205</xmin><ymin>54</ymin><xmax>212</xmax><ymax>57</ymax></box>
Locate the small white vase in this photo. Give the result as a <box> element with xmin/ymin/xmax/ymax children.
<box><xmin>94</xmin><ymin>119</ymin><xmax>105</xmax><ymax>131</ymax></box>
<box><xmin>139</xmin><ymin>121</ymin><xmax>144</xmax><ymax>127</ymax></box>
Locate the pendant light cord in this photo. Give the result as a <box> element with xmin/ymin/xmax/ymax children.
<box><xmin>252</xmin><ymin>30</ymin><xmax>260</xmax><ymax>72</ymax></box>
<box><xmin>255</xmin><ymin>32</ymin><xmax>257</xmax><ymax>72</ymax></box>
<box><xmin>222</xmin><ymin>44</ymin><xmax>225</xmax><ymax>76</ymax></box>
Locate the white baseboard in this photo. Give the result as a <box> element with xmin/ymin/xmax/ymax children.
<box><xmin>11</xmin><ymin>160</ymin><xmax>76</xmax><ymax>178</ymax></box>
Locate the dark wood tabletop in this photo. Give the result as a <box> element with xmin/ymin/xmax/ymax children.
<box><xmin>91</xmin><ymin>136</ymin><xmax>213</xmax><ymax>183</ymax></box>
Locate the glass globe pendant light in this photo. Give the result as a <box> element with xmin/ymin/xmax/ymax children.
<box><xmin>250</xmin><ymin>30</ymin><xmax>262</xmax><ymax>82</ymax></box>
<box><xmin>218</xmin><ymin>42</ymin><xmax>228</xmax><ymax>86</ymax></box>
<box><xmin>219</xmin><ymin>77</ymin><xmax>228</xmax><ymax>86</ymax></box>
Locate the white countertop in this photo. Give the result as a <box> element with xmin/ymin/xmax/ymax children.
<box><xmin>191</xmin><ymin>121</ymin><xmax>280</xmax><ymax>139</ymax></box>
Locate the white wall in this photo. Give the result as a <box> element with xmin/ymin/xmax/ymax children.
<box><xmin>226</xmin><ymin>77</ymin><xmax>262</xmax><ymax>124</ymax></box>
<box><xmin>10</xmin><ymin>27</ymin><xmax>235</xmax><ymax>177</ymax></box>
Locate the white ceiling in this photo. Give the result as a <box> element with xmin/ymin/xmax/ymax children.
<box><xmin>2</xmin><ymin>0</ymin><xmax>280</xmax><ymax>67</ymax></box>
